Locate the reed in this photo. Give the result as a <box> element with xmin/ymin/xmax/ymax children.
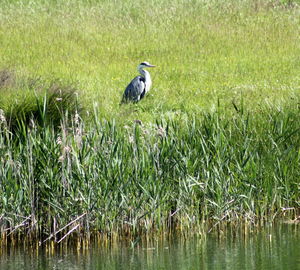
<box><xmin>0</xmin><ymin>100</ymin><xmax>299</xmax><ymax>245</ymax></box>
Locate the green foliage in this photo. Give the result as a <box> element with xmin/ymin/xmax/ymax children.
<box><xmin>0</xmin><ymin>104</ymin><xmax>299</xmax><ymax>240</ymax></box>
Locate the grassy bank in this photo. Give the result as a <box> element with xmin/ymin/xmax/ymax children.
<box><xmin>0</xmin><ymin>0</ymin><xmax>299</xmax><ymax>244</ymax></box>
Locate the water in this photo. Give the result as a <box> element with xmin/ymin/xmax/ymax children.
<box><xmin>1</xmin><ymin>224</ymin><xmax>299</xmax><ymax>270</ymax></box>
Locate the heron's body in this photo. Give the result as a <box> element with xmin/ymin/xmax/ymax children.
<box><xmin>121</xmin><ymin>62</ymin><xmax>155</xmax><ymax>103</ymax></box>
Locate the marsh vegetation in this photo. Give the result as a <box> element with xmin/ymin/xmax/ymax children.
<box><xmin>0</xmin><ymin>0</ymin><xmax>299</xmax><ymax>246</ymax></box>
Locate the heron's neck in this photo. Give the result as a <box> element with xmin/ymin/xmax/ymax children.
<box><xmin>139</xmin><ymin>68</ymin><xmax>151</xmax><ymax>82</ymax></box>
<box><xmin>139</xmin><ymin>68</ymin><xmax>152</xmax><ymax>93</ymax></box>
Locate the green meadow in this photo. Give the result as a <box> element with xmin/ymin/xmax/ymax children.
<box><xmin>0</xmin><ymin>0</ymin><xmax>299</xmax><ymax>120</ymax></box>
<box><xmin>0</xmin><ymin>0</ymin><xmax>299</xmax><ymax>244</ymax></box>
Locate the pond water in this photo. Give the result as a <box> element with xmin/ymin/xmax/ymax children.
<box><xmin>0</xmin><ymin>224</ymin><xmax>299</xmax><ymax>270</ymax></box>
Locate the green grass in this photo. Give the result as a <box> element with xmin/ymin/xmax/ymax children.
<box><xmin>0</xmin><ymin>0</ymin><xmax>299</xmax><ymax>244</ymax></box>
<box><xmin>0</xmin><ymin>0</ymin><xmax>299</xmax><ymax>121</ymax></box>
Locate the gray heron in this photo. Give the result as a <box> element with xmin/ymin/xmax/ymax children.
<box><xmin>121</xmin><ymin>61</ymin><xmax>155</xmax><ymax>103</ymax></box>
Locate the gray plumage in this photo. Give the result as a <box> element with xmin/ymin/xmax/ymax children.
<box><xmin>121</xmin><ymin>61</ymin><xmax>155</xmax><ymax>103</ymax></box>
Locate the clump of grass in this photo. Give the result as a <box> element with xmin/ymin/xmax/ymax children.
<box><xmin>0</xmin><ymin>70</ymin><xmax>82</xmax><ymax>134</ymax></box>
<box><xmin>0</xmin><ymin>101</ymin><xmax>299</xmax><ymax>245</ymax></box>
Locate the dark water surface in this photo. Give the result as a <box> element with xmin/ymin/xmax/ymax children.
<box><xmin>1</xmin><ymin>224</ymin><xmax>299</xmax><ymax>270</ymax></box>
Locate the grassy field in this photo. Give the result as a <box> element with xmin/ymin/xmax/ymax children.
<box><xmin>0</xmin><ymin>0</ymin><xmax>299</xmax><ymax>245</ymax></box>
<box><xmin>0</xmin><ymin>0</ymin><xmax>299</xmax><ymax>121</ymax></box>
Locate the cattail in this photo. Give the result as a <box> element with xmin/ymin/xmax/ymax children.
<box><xmin>74</xmin><ymin>111</ymin><xmax>80</xmax><ymax>125</ymax></box>
<box><xmin>129</xmin><ymin>135</ymin><xmax>134</xmax><ymax>144</ymax></box>
<box><xmin>156</xmin><ymin>126</ymin><xmax>166</xmax><ymax>138</ymax></box>
<box><xmin>56</xmin><ymin>136</ymin><xmax>62</xmax><ymax>145</ymax></box>
<box><xmin>0</xmin><ymin>109</ymin><xmax>6</xmax><ymax>124</ymax></box>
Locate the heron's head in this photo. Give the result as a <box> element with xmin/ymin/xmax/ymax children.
<box><xmin>138</xmin><ymin>62</ymin><xmax>155</xmax><ymax>70</ymax></box>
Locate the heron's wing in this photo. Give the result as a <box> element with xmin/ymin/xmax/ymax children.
<box><xmin>122</xmin><ymin>76</ymin><xmax>145</xmax><ymax>103</ymax></box>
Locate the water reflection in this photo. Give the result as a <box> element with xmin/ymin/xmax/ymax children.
<box><xmin>0</xmin><ymin>224</ymin><xmax>299</xmax><ymax>270</ymax></box>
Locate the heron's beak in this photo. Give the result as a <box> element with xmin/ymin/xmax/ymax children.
<box><xmin>148</xmin><ymin>64</ymin><xmax>155</xmax><ymax>67</ymax></box>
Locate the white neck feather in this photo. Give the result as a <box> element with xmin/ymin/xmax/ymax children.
<box><xmin>138</xmin><ymin>67</ymin><xmax>152</xmax><ymax>93</ymax></box>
